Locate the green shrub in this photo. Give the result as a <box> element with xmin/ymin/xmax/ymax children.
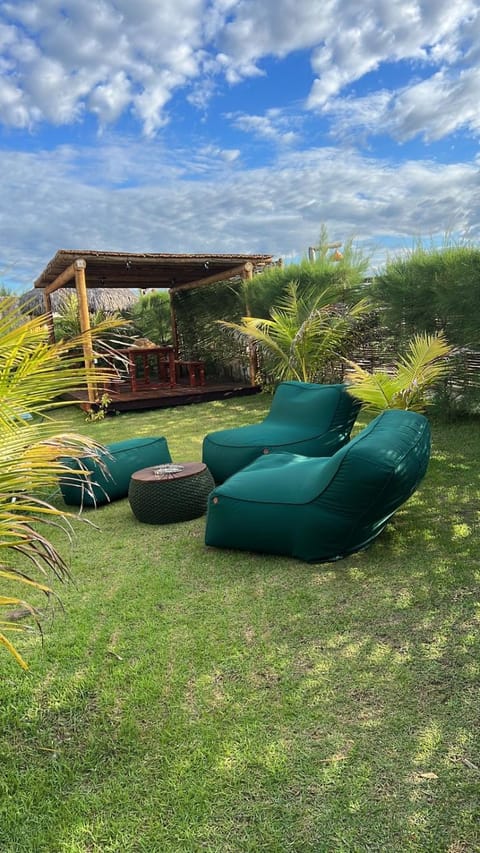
<box><xmin>372</xmin><ymin>239</ymin><xmax>480</xmax><ymax>415</ymax></box>
<box><xmin>373</xmin><ymin>240</ymin><xmax>480</xmax><ymax>349</ymax></box>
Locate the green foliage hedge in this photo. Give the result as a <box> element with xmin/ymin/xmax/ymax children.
<box><xmin>373</xmin><ymin>243</ymin><xmax>480</xmax><ymax>349</ymax></box>
<box><xmin>372</xmin><ymin>242</ymin><xmax>480</xmax><ymax>415</ymax></box>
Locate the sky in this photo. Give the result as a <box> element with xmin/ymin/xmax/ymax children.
<box><xmin>0</xmin><ymin>0</ymin><xmax>479</xmax><ymax>292</ymax></box>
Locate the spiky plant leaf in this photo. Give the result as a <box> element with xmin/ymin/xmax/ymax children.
<box><xmin>344</xmin><ymin>331</ymin><xmax>454</xmax><ymax>412</ymax></box>
<box><xmin>218</xmin><ymin>281</ymin><xmax>370</xmax><ymax>383</ymax></box>
<box><xmin>0</xmin><ymin>297</ymin><xmax>129</xmax><ymax>668</ymax></box>
<box><xmin>396</xmin><ymin>332</ymin><xmax>453</xmax><ymax>386</ymax></box>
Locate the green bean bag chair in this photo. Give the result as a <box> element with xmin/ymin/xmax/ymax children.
<box><xmin>205</xmin><ymin>410</ymin><xmax>431</xmax><ymax>563</ymax></box>
<box><xmin>202</xmin><ymin>381</ymin><xmax>361</xmax><ymax>484</ymax></box>
<box><xmin>59</xmin><ymin>436</ymin><xmax>171</xmax><ymax>507</ymax></box>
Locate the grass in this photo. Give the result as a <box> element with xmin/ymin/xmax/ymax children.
<box><xmin>1</xmin><ymin>395</ymin><xmax>479</xmax><ymax>853</ymax></box>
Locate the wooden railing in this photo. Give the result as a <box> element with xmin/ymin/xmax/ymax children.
<box><xmin>107</xmin><ymin>347</ymin><xmax>206</xmax><ymax>392</ymax></box>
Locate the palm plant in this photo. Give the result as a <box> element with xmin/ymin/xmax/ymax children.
<box><xmin>344</xmin><ymin>331</ymin><xmax>454</xmax><ymax>412</ymax></box>
<box><xmin>54</xmin><ymin>292</ymin><xmax>123</xmax><ymax>342</ymax></box>
<box><xmin>0</xmin><ymin>298</ymin><xmax>126</xmax><ymax>669</ymax></box>
<box><xmin>219</xmin><ymin>281</ymin><xmax>370</xmax><ymax>383</ymax></box>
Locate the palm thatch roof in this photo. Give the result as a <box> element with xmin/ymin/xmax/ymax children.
<box><xmin>19</xmin><ymin>286</ymin><xmax>138</xmax><ymax>316</ymax></box>
<box><xmin>33</xmin><ymin>249</ymin><xmax>275</xmax><ymax>292</ymax></box>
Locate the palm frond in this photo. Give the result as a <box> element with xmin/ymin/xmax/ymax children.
<box><xmin>344</xmin><ymin>363</ymin><xmax>399</xmax><ymax>410</ymax></box>
<box><xmin>0</xmin><ymin>297</ymin><xmax>123</xmax><ymax>668</ymax></box>
<box><xmin>0</xmin><ymin>632</ymin><xmax>29</xmax><ymax>669</ymax></box>
<box><xmin>397</xmin><ymin>332</ymin><xmax>454</xmax><ymax>386</ymax></box>
<box><xmin>218</xmin><ymin>280</ymin><xmax>369</xmax><ymax>383</ymax></box>
<box><xmin>344</xmin><ymin>332</ymin><xmax>454</xmax><ymax>412</ymax></box>
<box><xmin>218</xmin><ymin>318</ymin><xmax>299</xmax><ymax>378</ymax></box>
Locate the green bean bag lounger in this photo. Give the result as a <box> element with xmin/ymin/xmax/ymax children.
<box><xmin>202</xmin><ymin>381</ymin><xmax>361</xmax><ymax>484</ymax></box>
<box><xmin>59</xmin><ymin>436</ymin><xmax>172</xmax><ymax>508</ymax></box>
<box><xmin>205</xmin><ymin>410</ymin><xmax>431</xmax><ymax>563</ymax></box>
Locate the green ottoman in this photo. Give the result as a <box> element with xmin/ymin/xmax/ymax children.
<box><xmin>59</xmin><ymin>436</ymin><xmax>171</xmax><ymax>507</ymax></box>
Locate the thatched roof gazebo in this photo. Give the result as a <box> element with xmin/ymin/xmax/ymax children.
<box><xmin>19</xmin><ymin>286</ymin><xmax>137</xmax><ymax>316</ymax></box>
<box><xmin>33</xmin><ymin>249</ymin><xmax>275</xmax><ymax>407</ymax></box>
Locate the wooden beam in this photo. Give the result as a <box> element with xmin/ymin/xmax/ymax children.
<box><xmin>169</xmin><ymin>263</ymin><xmax>250</xmax><ymax>293</ymax></box>
<box><xmin>44</xmin><ymin>262</ymin><xmax>77</xmax><ymax>295</ymax></box>
<box><xmin>74</xmin><ymin>259</ymin><xmax>96</xmax><ymax>407</ymax></box>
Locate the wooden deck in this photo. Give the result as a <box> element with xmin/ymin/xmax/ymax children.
<box><xmin>70</xmin><ymin>346</ymin><xmax>262</xmax><ymax>413</ymax></box>
<box><xmin>75</xmin><ymin>380</ymin><xmax>262</xmax><ymax>413</ymax></box>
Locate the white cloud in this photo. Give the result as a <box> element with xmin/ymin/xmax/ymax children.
<box><xmin>389</xmin><ymin>67</ymin><xmax>480</xmax><ymax>140</ymax></box>
<box><xmin>0</xmin><ymin>77</ymin><xmax>31</xmax><ymax>127</ymax></box>
<box><xmin>0</xmin><ymin>0</ymin><xmax>206</xmax><ymax>133</ymax></box>
<box><xmin>306</xmin><ymin>0</ymin><xmax>478</xmax><ymax>108</ymax></box>
<box><xmin>89</xmin><ymin>72</ymin><xmax>132</xmax><ymax>125</ymax></box>
<box><xmin>1</xmin><ymin>141</ymin><xmax>478</xmax><ymax>289</ymax></box>
<box><xmin>325</xmin><ymin>65</ymin><xmax>480</xmax><ymax>142</ymax></box>
<box><xmin>217</xmin><ymin>147</ymin><xmax>240</xmax><ymax>162</ymax></box>
<box><xmin>182</xmin><ymin>143</ymin><xmax>241</xmax><ymax>173</ymax></box>
<box><xmin>217</xmin><ymin>0</ymin><xmax>333</xmax><ymax>64</ymax></box>
<box><xmin>0</xmin><ymin>0</ymin><xmax>478</xmax><ymax>140</ymax></box>
<box><xmin>227</xmin><ymin>109</ymin><xmax>299</xmax><ymax>144</ymax></box>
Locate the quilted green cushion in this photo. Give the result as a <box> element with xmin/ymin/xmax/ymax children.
<box><xmin>205</xmin><ymin>410</ymin><xmax>431</xmax><ymax>562</ymax></box>
<box><xmin>60</xmin><ymin>436</ymin><xmax>171</xmax><ymax>507</ymax></box>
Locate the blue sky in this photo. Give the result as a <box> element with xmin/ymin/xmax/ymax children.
<box><xmin>0</xmin><ymin>0</ymin><xmax>479</xmax><ymax>291</ymax></box>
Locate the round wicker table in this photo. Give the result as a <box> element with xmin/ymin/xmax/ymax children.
<box><xmin>128</xmin><ymin>462</ymin><xmax>215</xmax><ymax>524</ymax></box>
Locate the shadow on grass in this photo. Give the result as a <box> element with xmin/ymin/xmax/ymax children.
<box><xmin>1</xmin><ymin>411</ymin><xmax>479</xmax><ymax>852</ymax></box>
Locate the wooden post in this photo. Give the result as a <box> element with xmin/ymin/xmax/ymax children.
<box><xmin>242</xmin><ymin>262</ymin><xmax>258</xmax><ymax>386</ymax></box>
<box><xmin>43</xmin><ymin>290</ymin><xmax>56</xmax><ymax>344</ymax></box>
<box><xmin>74</xmin><ymin>258</ymin><xmax>96</xmax><ymax>406</ymax></box>
<box><xmin>169</xmin><ymin>290</ymin><xmax>179</xmax><ymax>355</ymax></box>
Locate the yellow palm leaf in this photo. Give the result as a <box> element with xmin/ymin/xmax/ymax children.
<box><xmin>0</xmin><ymin>297</ymin><xmax>127</xmax><ymax>668</ymax></box>
<box><xmin>344</xmin><ymin>332</ymin><xmax>454</xmax><ymax>412</ymax></box>
<box><xmin>0</xmin><ymin>633</ymin><xmax>29</xmax><ymax>670</ymax></box>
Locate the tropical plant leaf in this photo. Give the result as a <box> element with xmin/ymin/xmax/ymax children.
<box><xmin>344</xmin><ymin>332</ymin><xmax>454</xmax><ymax>412</ymax></box>
<box><xmin>218</xmin><ymin>281</ymin><xmax>370</xmax><ymax>383</ymax></box>
<box><xmin>0</xmin><ymin>633</ymin><xmax>29</xmax><ymax>669</ymax></box>
<box><xmin>397</xmin><ymin>332</ymin><xmax>453</xmax><ymax>386</ymax></box>
<box><xmin>0</xmin><ymin>297</ymin><xmax>127</xmax><ymax>668</ymax></box>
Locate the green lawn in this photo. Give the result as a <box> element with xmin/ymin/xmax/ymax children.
<box><xmin>1</xmin><ymin>395</ymin><xmax>479</xmax><ymax>853</ymax></box>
